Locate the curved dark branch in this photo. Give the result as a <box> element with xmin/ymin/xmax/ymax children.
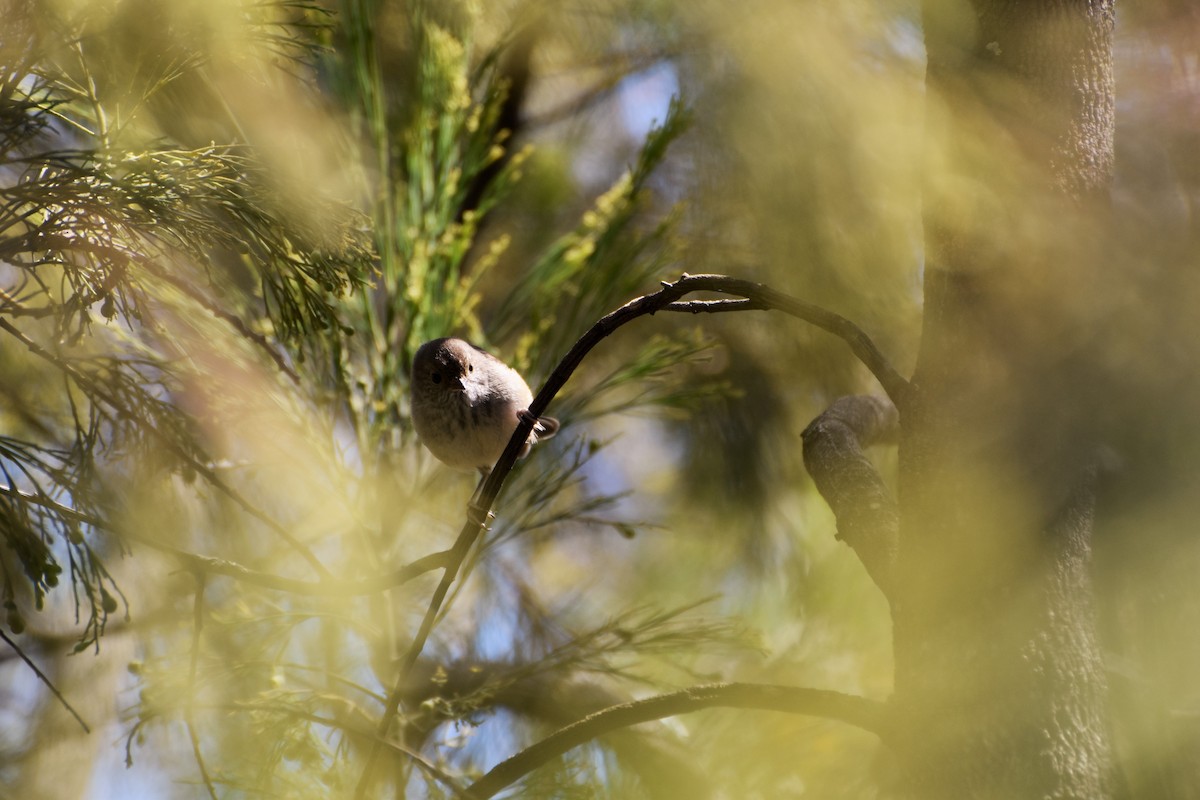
<box><xmin>356</xmin><ymin>273</ymin><xmax>907</xmax><ymax>795</ymax></box>
<box><xmin>659</xmin><ymin>277</ymin><xmax>909</xmax><ymax>405</ymax></box>
<box><xmin>466</xmin><ymin>682</ymin><xmax>890</xmax><ymax>799</ymax></box>
<box><xmin>802</xmin><ymin>395</ymin><xmax>899</xmax><ymax>599</ymax></box>
<box><xmin>403</xmin><ymin>663</ymin><xmax>715</xmax><ymax>799</ymax></box>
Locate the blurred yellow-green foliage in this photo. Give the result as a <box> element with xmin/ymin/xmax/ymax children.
<box><xmin>0</xmin><ymin>0</ymin><xmax>1198</xmax><ymax>797</ymax></box>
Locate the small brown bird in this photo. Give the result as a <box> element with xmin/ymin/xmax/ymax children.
<box><xmin>410</xmin><ymin>337</ymin><xmax>559</xmax><ymax>475</ymax></box>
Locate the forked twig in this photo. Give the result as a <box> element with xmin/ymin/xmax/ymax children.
<box><xmin>353</xmin><ymin>272</ymin><xmax>907</xmax><ymax>796</ymax></box>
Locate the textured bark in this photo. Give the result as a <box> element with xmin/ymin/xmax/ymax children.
<box><xmin>888</xmin><ymin>1</ymin><xmax>1118</xmax><ymax>797</ymax></box>
<box><xmin>802</xmin><ymin>395</ymin><xmax>899</xmax><ymax>598</ymax></box>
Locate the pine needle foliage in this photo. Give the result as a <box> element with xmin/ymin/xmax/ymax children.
<box><xmin>1</xmin><ymin>1</ymin><xmax>746</xmax><ymax>796</ymax></box>
<box><xmin>0</xmin><ymin>1</ymin><xmax>368</xmax><ymax>644</ymax></box>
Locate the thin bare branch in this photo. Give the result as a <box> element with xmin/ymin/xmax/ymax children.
<box><xmin>0</xmin><ymin>629</ymin><xmax>91</xmax><ymax>734</ymax></box>
<box><xmin>659</xmin><ymin>275</ymin><xmax>910</xmax><ymax>405</ymax></box>
<box><xmin>663</xmin><ymin>298</ymin><xmax>767</xmax><ymax>313</ymax></box>
<box><xmin>466</xmin><ymin>682</ymin><xmax>890</xmax><ymax>799</ymax></box>
<box><xmin>0</xmin><ymin>285</ymin><xmax>56</xmax><ymax>318</ymax></box>
<box><xmin>0</xmin><ymin>484</ymin><xmax>100</xmax><ymax>526</ymax></box>
<box><xmin>355</xmin><ymin>272</ymin><xmax>907</xmax><ymax>796</ymax></box>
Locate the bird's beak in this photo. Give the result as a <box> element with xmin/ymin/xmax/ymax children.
<box><xmin>451</xmin><ymin>377</ymin><xmax>467</xmax><ymax>392</ymax></box>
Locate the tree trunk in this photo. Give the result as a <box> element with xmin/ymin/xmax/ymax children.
<box><xmin>892</xmin><ymin>1</ymin><xmax>1117</xmax><ymax>797</ymax></box>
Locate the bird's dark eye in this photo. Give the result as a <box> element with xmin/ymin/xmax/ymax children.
<box><xmin>431</xmin><ymin>371</ymin><xmax>442</xmax><ymax>384</ymax></box>
<box><xmin>468</xmin><ymin>363</ymin><xmax>473</xmax><ymax>372</ymax></box>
